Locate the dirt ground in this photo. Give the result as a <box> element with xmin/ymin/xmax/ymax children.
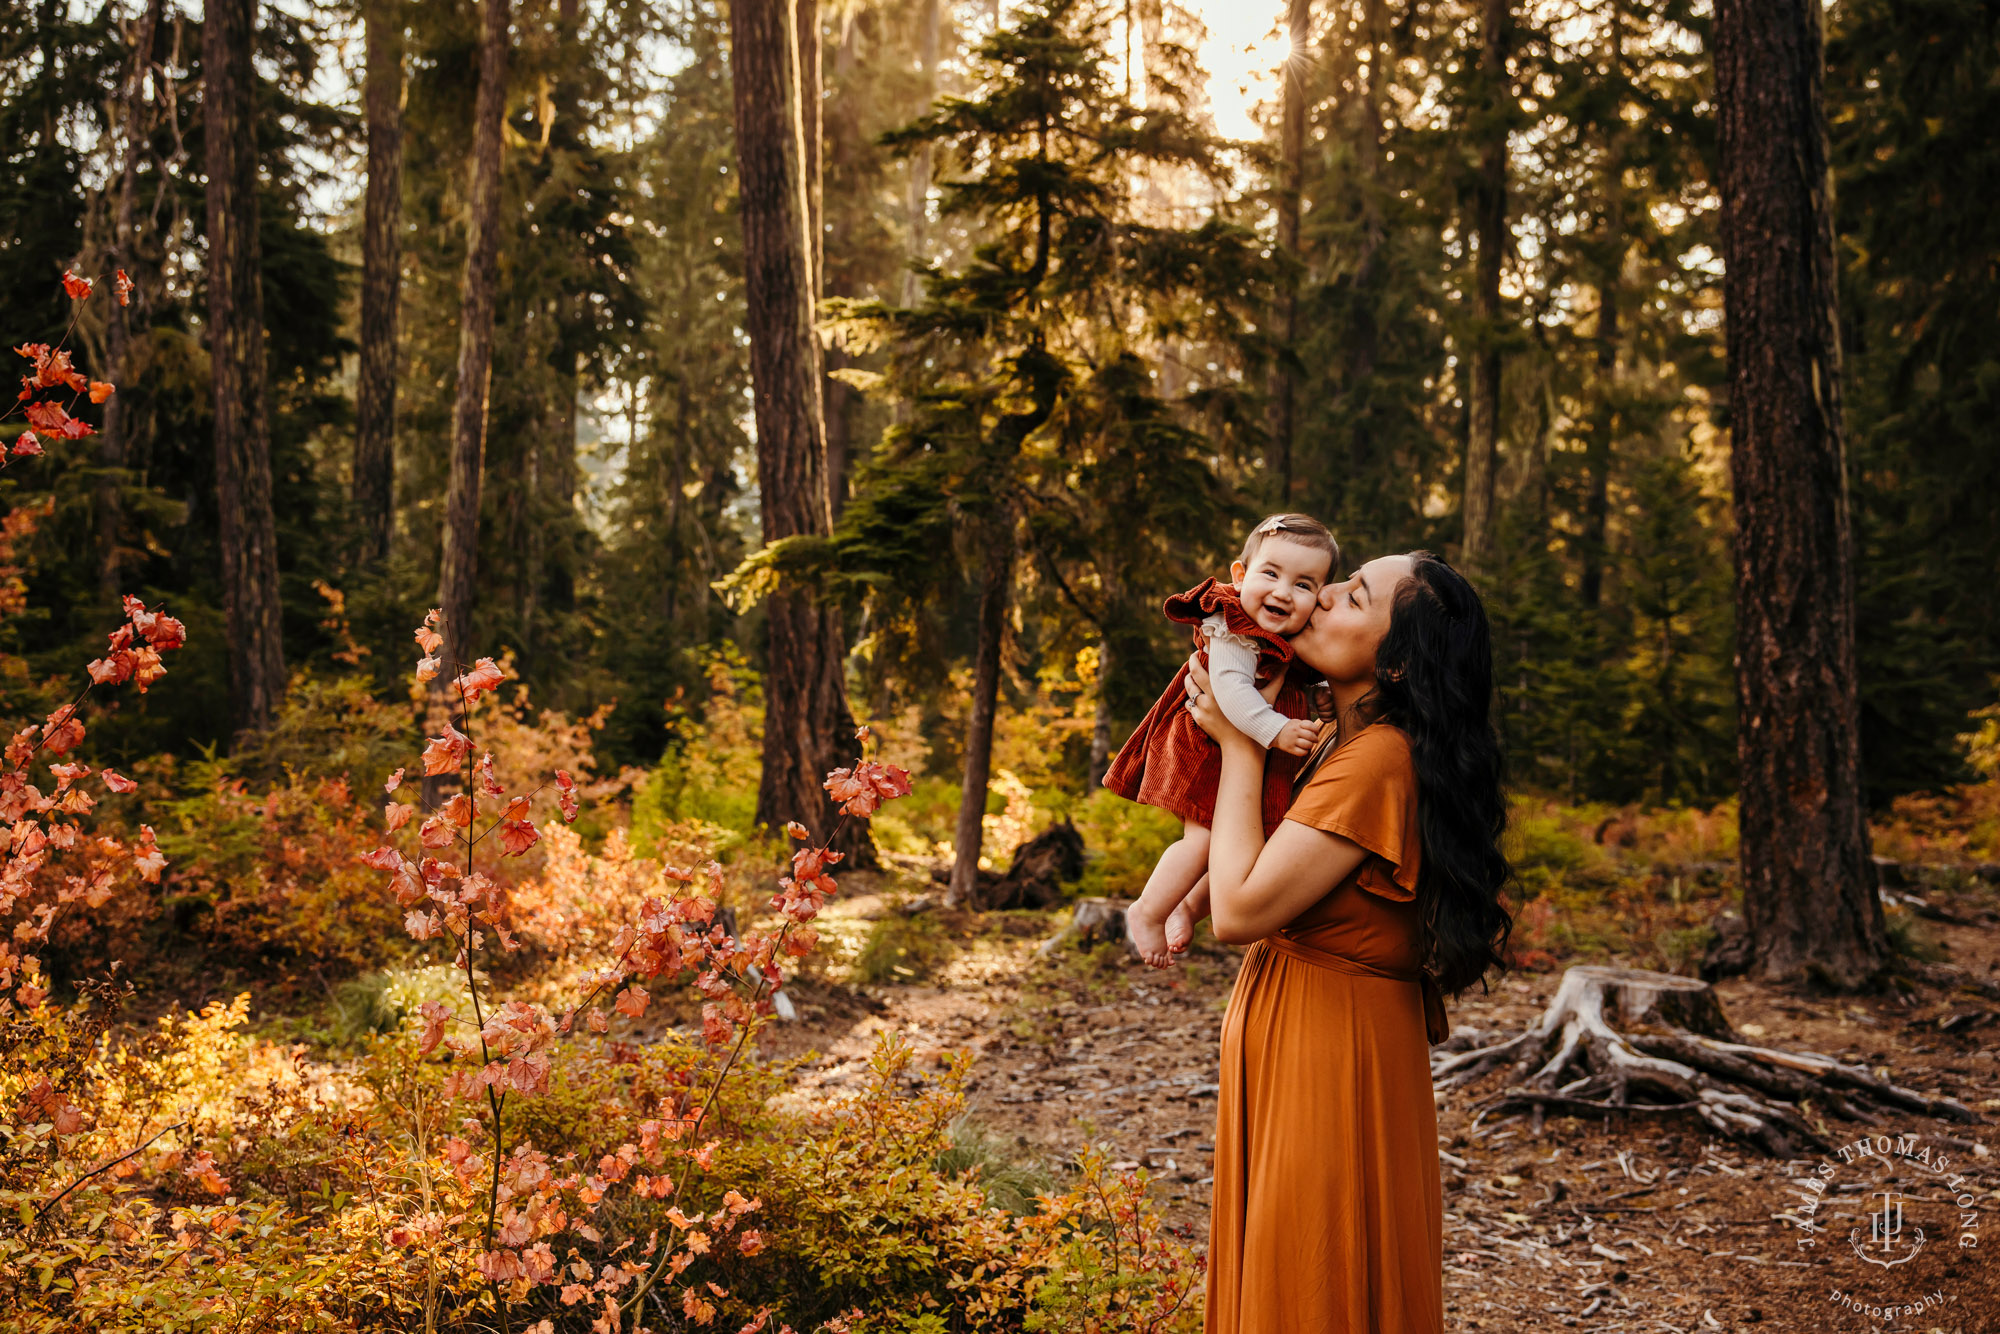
<box><xmin>763</xmin><ymin>875</ymin><xmax>2000</xmax><ymax>1334</ymax></box>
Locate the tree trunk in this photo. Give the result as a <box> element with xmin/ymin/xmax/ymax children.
<box><xmin>797</xmin><ymin>0</ymin><xmax>821</xmax><ymax>298</ymax></box>
<box><xmin>1713</xmin><ymin>0</ymin><xmax>1884</xmax><ymax>988</ymax></box>
<box><xmin>1344</xmin><ymin>2</ymin><xmax>1383</xmax><ymax>484</ymax></box>
<box><xmin>1088</xmin><ymin>631</ymin><xmax>1115</xmax><ymax>789</ymax></box>
<box><xmin>948</xmin><ymin>531</ymin><xmax>1014</xmax><ymax>907</ymax></box>
<box><xmin>1580</xmin><ymin>5</ymin><xmax>1623</xmax><ymax>611</ymax></box>
<box><xmin>436</xmin><ymin>0</ymin><xmax>510</xmax><ymax>679</ymax></box>
<box><xmin>732</xmin><ymin>0</ymin><xmax>874</xmax><ymax>865</ymax></box>
<box><xmin>99</xmin><ymin>0</ymin><xmax>162</xmax><ymax>599</ymax></box>
<box><xmin>808</xmin><ymin>0</ymin><xmax>856</xmax><ymax>516</ymax></box>
<box><xmin>354</xmin><ymin>0</ymin><xmax>404</xmax><ymax>566</ymax></box>
<box><xmin>1460</xmin><ymin>0</ymin><xmax>1508</xmax><ymax>575</ymax></box>
<box><xmin>1580</xmin><ymin>283</ymin><xmax>1616</xmax><ymax>609</ymax></box>
<box><xmin>203</xmin><ymin>0</ymin><xmax>286</xmax><ymax>738</ymax></box>
<box><xmin>900</xmin><ymin>0</ymin><xmax>941</xmax><ymax>309</ymax></box>
<box><xmin>1270</xmin><ymin>0</ymin><xmax>1309</xmax><ymax>505</ymax></box>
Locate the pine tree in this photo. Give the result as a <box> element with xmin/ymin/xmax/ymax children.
<box><xmin>354</xmin><ymin>0</ymin><xmax>406</xmax><ymax>566</ymax></box>
<box><xmin>784</xmin><ymin>0</ymin><xmax>1269</xmax><ymax>904</ymax></box>
<box><xmin>204</xmin><ymin>0</ymin><xmax>287</xmax><ymax>736</ymax></box>
<box><xmin>1714</xmin><ymin>0</ymin><xmax>1884</xmax><ymax>987</ymax></box>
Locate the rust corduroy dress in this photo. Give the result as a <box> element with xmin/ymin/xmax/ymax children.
<box><xmin>1102</xmin><ymin>577</ymin><xmax>1315</xmax><ymax>835</ymax></box>
<box><xmin>1206</xmin><ymin>722</ymin><xmax>1448</xmax><ymax>1334</ymax></box>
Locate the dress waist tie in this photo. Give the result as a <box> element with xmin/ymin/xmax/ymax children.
<box><xmin>1263</xmin><ymin>933</ymin><xmax>1450</xmax><ymax>1046</ymax></box>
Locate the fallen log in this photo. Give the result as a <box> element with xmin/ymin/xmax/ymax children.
<box><xmin>1431</xmin><ymin>965</ymin><xmax>1981</xmax><ymax>1155</ymax></box>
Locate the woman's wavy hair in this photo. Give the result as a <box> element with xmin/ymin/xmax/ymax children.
<box><xmin>1357</xmin><ymin>552</ymin><xmax>1514</xmax><ymax>995</ymax></box>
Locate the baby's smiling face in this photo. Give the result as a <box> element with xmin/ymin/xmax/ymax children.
<box><xmin>1230</xmin><ymin>536</ymin><xmax>1335</xmax><ymax>637</ymax></box>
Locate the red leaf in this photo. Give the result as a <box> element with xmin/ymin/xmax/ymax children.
<box><xmin>454</xmin><ymin>656</ymin><xmax>504</xmax><ymax>702</ymax></box>
<box><xmin>41</xmin><ymin>708</ymin><xmax>83</xmax><ymax>755</ymax></box>
<box><xmin>100</xmin><ymin>769</ymin><xmax>137</xmax><ymax>794</ymax></box>
<box><xmin>88</xmin><ymin>381</ymin><xmax>115</xmax><ymax>404</ymax></box>
<box><xmin>498</xmin><ymin>818</ymin><xmax>539</xmax><ymax>856</ymax></box>
<box><xmin>62</xmin><ymin>270</ymin><xmax>93</xmax><ymax>301</ymax></box>
<box><xmin>384</xmin><ymin>766</ymin><xmax>405</xmax><ymax>794</ymax></box>
<box><xmin>554</xmin><ymin>769</ymin><xmax>578</xmax><ymax>821</ymax></box>
<box><xmin>10</xmin><ymin>431</ymin><xmax>42</xmax><ymax>458</ymax></box>
<box><xmin>384</xmin><ymin>802</ymin><xmax>413</xmax><ymax>832</ymax></box>
<box><xmin>441</xmin><ymin>792</ymin><xmax>473</xmax><ymax>828</ymax></box>
<box><xmin>114</xmin><ymin>269</ymin><xmax>133</xmax><ymax>306</ymax></box>
<box><xmin>417</xmin><ymin>999</ymin><xmax>450</xmax><ymax>1055</ymax></box>
<box><xmin>614</xmin><ymin>985</ymin><xmax>649</xmax><ymax>1018</ymax></box>
<box><xmin>421</xmin><ymin>723</ymin><xmax>471</xmax><ymax>776</ymax></box>
<box><xmin>134</xmin><ymin>825</ymin><xmax>166</xmax><ymax>882</ymax></box>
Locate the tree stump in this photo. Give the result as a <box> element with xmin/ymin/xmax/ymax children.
<box><xmin>1432</xmin><ymin>965</ymin><xmax>1981</xmax><ymax>1155</ymax></box>
<box><xmin>930</xmin><ymin>819</ymin><xmax>1085</xmax><ymax>910</ymax></box>
<box><xmin>1034</xmin><ymin>896</ymin><xmax>1134</xmax><ymax>959</ymax></box>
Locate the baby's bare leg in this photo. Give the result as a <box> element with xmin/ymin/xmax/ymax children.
<box><xmin>1164</xmin><ymin>873</ymin><xmax>1210</xmax><ymax>957</ymax></box>
<box><xmin>1125</xmin><ymin>824</ymin><xmax>1211</xmax><ymax>968</ymax></box>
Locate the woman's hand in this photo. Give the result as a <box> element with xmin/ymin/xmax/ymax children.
<box><xmin>1184</xmin><ymin>654</ymin><xmax>1262</xmax><ymax>754</ymax></box>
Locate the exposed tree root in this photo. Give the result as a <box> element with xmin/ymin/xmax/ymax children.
<box><xmin>1432</xmin><ymin>965</ymin><xmax>1982</xmax><ymax>1155</ymax></box>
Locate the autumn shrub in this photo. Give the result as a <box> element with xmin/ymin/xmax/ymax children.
<box><xmin>146</xmin><ymin>769</ymin><xmax>407</xmax><ymax>982</ymax></box>
<box><xmin>4</xmin><ymin>276</ymin><xmax>1206</xmax><ymax>1333</ymax></box>
<box><xmin>1872</xmin><ymin>703</ymin><xmax>2000</xmax><ymax>863</ymax></box>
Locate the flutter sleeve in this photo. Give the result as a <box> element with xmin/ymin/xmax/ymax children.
<box><xmin>1283</xmin><ymin>723</ymin><xmax>1421</xmax><ymax>902</ymax></box>
<box><xmin>1201</xmin><ymin>614</ymin><xmax>1290</xmax><ymax>750</ymax></box>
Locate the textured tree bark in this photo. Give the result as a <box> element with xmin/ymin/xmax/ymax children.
<box><xmin>203</xmin><ymin>0</ymin><xmax>286</xmax><ymax>738</ymax></box>
<box><xmin>1579</xmin><ymin>6</ymin><xmax>1624</xmax><ymax>610</ymax></box>
<box><xmin>948</xmin><ymin>532</ymin><xmax>1014</xmax><ymax>907</ymax></box>
<box><xmin>354</xmin><ymin>0</ymin><xmax>405</xmax><ymax>566</ymax></box>
<box><xmin>98</xmin><ymin>0</ymin><xmax>162</xmax><ymax>599</ymax></box>
<box><xmin>1269</xmin><ymin>0</ymin><xmax>1309</xmax><ymax>505</ymax></box>
<box><xmin>1087</xmin><ymin>632</ymin><xmax>1114</xmax><ymax>789</ymax></box>
<box><xmin>436</xmin><ymin>0</ymin><xmax>510</xmax><ymax>680</ymax></box>
<box><xmin>1713</xmin><ymin>0</ymin><xmax>1884</xmax><ymax>988</ymax></box>
<box><xmin>1344</xmin><ymin>3</ymin><xmax>1383</xmax><ymax>481</ymax></box>
<box><xmin>797</xmin><ymin>0</ymin><xmax>821</xmax><ymax>297</ymax></box>
<box><xmin>731</xmin><ymin>0</ymin><xmax>874</xmax><ymax>864</ymax></box>
<box><xmin>1460</xmin><ymin>0</ymin><xmax>1508</xmax><ymax>574</ymax></box>
<box><xmin>1580</xmin><ymin>284</ymin><xmax>1616</xmax><ymax>609</ymax></box>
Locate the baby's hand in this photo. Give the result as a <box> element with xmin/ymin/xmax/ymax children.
<box><xmin>1274</xmin><ymin>718</ymin><xmax>1319</xmax><ymax>756</ymax></box>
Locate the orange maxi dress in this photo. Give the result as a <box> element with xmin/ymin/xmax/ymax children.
<box><xmin>1206</xmin><ymin>723</ymin><xmax>1449</xmax><ymax>1334</ymax></box>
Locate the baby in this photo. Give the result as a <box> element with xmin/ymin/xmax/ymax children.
<box><xmin>1103</xmin><ymin>514</ymin><xmax>1338</xmax><ymax>966</ymax></box>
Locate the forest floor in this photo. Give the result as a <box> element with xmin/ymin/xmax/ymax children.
<box><xmin>760</xmin><ymin>871</ymin><xmax>2000</xmax><ymax>1334</ymax></box>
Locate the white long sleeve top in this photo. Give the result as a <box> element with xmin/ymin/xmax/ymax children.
<box><xmin>1200</xmin><ymin>612</ymin><xmax>1291</xmax><ymax>749</ymax></box>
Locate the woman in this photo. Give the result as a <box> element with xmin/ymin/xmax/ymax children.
<box><xmin>1180</xmin><ymin>551</ymin><xmax>1513</xmax><ymax>1333</ymax></box>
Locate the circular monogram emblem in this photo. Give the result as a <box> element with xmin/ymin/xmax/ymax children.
<box><xmin>1781</xmin><ymin>1132</ymin><xmax>1985</xmax><ymax>1321</ymax></box>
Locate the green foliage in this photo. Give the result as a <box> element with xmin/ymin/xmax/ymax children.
<box><xmin>1068</xmin><ymin>788</ymin><xmax>1182</xmax><ymax>901</ymax></box>
<box><xmin>850</xmin><ymin>912</ymin><xmax>953</xmax><ymax>985</ymax></box>
<box><xmin>1828</xmin><ymin>0</ymin><xmax>2000</xmax><ymax>801</ymax></box>
<box><xmin>328</xmin><ymin>963</ymin><xmax>479</xmax><ymax>1045</ymax></box>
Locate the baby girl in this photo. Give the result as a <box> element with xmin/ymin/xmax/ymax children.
<box><xmin>1103</xmin><ymin>514</ymin><xmax>1338</xmax><ymax>966</ymax></box>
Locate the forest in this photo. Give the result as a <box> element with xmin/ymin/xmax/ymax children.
<box><xmin>2</xmin><ymin>0</ymin><xmax>1998</xmax><ymax>1330</ymax></box>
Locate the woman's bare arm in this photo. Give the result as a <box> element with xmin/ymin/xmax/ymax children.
<box><xmin>1186</xmin><ymin>656</ymin><xmax>1370</xmax><ymax>944</ymax></box>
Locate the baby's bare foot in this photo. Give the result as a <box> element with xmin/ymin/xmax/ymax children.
<box><xmin>1125</xmin><ymin>899</ymin><xmax>1173</xmax><ymax>969</ymax></box>
<box><xmin>1163</xmin><ymin>902</ymin><xmax>1196</xmax><ymax>958</ymax></box>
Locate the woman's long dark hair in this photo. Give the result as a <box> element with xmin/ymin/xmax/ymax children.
<box><xmin>1358</xmin><ymin>553</ymin><xmax>1514</xmax><ymax>996</ymax></box>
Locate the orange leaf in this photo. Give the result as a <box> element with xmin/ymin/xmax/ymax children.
<box><xmin>88</xmin><ymin>380</ymin><xmax>115</xmax><ymax>404</ymax></box>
